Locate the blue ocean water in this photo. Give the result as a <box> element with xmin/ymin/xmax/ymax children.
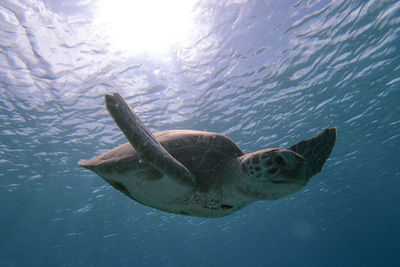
<box><xmin>1</xmin><ymin>0</ymin><xmax>399</xmax><ymax>266</ymax></box>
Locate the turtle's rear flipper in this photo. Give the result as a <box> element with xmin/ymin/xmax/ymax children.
<box><xmin>105</xmin><ymin>93</ymin><xmax>195</xmax><ymax>187</ymax></box>
<box><xmin>288</xmin><ymin>127</ymin><xmax>337</xmax><ymax>178</ymax></box>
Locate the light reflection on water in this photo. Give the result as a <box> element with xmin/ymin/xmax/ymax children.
<box><xmin>1</xmin><ymin>0</ymin><xmax>400</xmax><ymax>266</ymax></box>
<box><xmin>94</xmin><ymin>0</ymin><xmax>197</xmax><ymax>55</ymax></box>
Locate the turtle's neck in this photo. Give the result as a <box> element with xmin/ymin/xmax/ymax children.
<box><xmin>220</xmin><ymin>158</ymin><xmax>254</xmax><ymax>202</ymax></box>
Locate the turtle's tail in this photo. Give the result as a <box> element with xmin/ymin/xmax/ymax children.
<box><xmin>78</xmin><ymin>159</ymin><xmax>97</xmax><ymax>171</ymax></box>
<box><xmin>288</xmin><ymin>127</ymin><xmax>337</xmax><ymax>177</ymax></box>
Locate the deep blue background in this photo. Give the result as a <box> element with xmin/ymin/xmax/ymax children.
<box><xmin>1</xmin><ymin>0</ymin><xmax>399</xmax><ymax>266</ymax></box>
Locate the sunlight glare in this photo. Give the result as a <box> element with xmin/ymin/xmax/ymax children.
<box><xmin>94</xmin><ymin>0</ymin><xmax>196</xmax><ymax>55</ymax></box>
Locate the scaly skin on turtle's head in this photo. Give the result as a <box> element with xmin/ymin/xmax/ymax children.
<box><xmin>235</xmin><ymin>128</ymin><xmax>337</xmax><ymax>200</ymax></box>
<box><xmin>237</xmin><ymin>148</ymin><xmax>311</xmax><ymax>200</ymax></box>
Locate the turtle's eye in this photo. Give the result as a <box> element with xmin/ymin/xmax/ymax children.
<box><xmin>275</xmin><ymin>155</ymin><xmax>286</xmax><ymax>166</ymax></box>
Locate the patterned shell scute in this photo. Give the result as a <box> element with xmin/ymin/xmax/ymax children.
<box><xmin>155</xmin><ymin>130</ymin><xmax>244</xmax><ymax>175</ymax></box>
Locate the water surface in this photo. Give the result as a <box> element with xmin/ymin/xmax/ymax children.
<box><xmin>1</xmin><ymin>0</ymin><xmax>399</xmax><ymax>266</ymax></box>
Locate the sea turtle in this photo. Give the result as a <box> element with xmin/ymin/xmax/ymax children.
<box><xmin>79</xmin><ymin>93</ymin><xmax>336</xmax><ymax>218</ymax></box>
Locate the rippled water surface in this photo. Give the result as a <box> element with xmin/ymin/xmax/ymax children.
<box><xmin>1</xmin><ymin>0</ymin><xmax>400</xmax><ymax>266</ymax></box>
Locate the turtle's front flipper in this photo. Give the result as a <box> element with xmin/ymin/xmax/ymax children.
<box><xmin>105</xmin><ymin>93</ymin><xmax>195</xmax><ymax>187</ymax></box>
<box><xmin>288</xmin><ymin>127</ymin><xmax>337</xmax><ymax>178</ymax></box>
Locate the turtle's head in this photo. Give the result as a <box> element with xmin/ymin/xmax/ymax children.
<box><xmin>237</xmin><ymin>149</ymin><xmax>312</xmax><ymax>200</ymax></box>
<box><xmin>236</xmin><ymin>128</ymin><xmax>337</xmax><ymax>200</ymax></box>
